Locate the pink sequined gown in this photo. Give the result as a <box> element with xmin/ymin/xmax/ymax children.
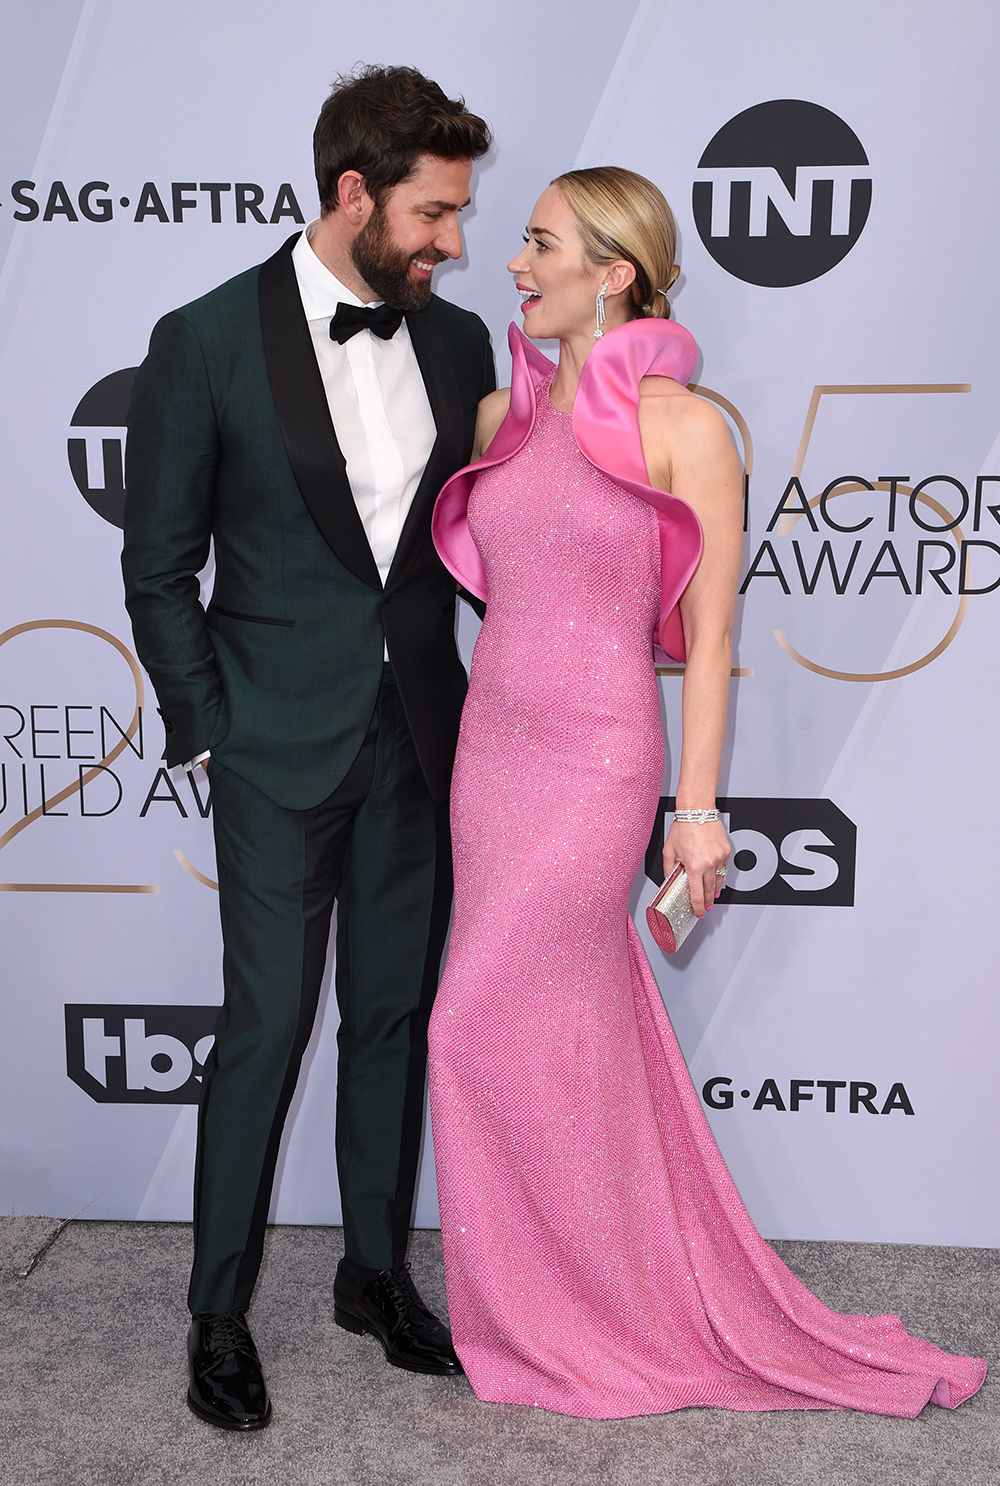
<box><xmin>427</xmin><ymin>321</ymin><xmax>986</xmax><ymax>1419</ymax></box>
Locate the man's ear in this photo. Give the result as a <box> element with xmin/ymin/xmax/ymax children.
<box><xmin>336</xmin><ymin>170</ymin><xmax>375</xmax><ymax>227</ymax></box>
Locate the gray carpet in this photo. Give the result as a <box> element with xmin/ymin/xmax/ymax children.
<box><xmin>1</xmin><ymin>1217</ymin><xmax>997</xmax><ymax>1486</ymax></box>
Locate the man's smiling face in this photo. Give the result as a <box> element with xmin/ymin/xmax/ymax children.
<box><xmin>350</xmin><ymin>153</ymin><xmax>473</xmax><ymax>310</ymax></box>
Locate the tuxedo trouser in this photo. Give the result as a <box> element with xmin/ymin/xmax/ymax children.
<box><xmin>188</xmin><ymin>664</ymin><xmax>452</xmax><ymax>1315</ymax></box>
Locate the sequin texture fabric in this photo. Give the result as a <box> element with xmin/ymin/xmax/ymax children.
<box><xmin>427</xmin><ymin>375</ymin><xmax>986</xmax><ymax>1419</ymax></box>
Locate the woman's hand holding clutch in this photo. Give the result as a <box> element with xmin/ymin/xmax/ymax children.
<box><xmin>662</xmin><ymin>818</ymin><xmax>730</xmax><ymax>918</ymax></box>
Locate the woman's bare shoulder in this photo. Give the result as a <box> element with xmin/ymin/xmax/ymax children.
<box><xmin>638</xmin><ymin>376</ymin><xmax>739</xmax><ymax>496</ymax></box>
<box><xmin>474</xmin><ymin>388</ymin><xmax>511</xmax><ymax>459</ymax></box>
<box><xmin>479</xmin><ymin>387</ymin><xmax>511</xmax><ymax>423</ymax></box>
<box><xmin>638</xmin><ymin>376</ymin><xmax>728</xmax><ymax>444</ymax></box>
<box><xmin>638</xmin><ymin>377</ymin><xmax>719</xmax><ymax>424</ymax></box>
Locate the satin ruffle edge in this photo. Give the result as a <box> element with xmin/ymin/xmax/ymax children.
<box><xmin>431</xmin><ymin>317</ymin><xmax>705</xmax><ymax>662</ymax></box>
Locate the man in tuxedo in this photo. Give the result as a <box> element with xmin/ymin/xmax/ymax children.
<box><xmin>122</xmin><ymin>65</ymin><xmax>493</xmax><ymax>1430</ymax></box>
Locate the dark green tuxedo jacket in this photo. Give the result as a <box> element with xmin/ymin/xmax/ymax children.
<box><xmin>122</xmin><ymin>233</ymin><xmax>495</xmax><ymax>809</ymax></box>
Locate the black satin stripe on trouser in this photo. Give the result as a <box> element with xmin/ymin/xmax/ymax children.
<box><xmin>187</xmin><ymin>665</ymin><xmax>452</xmax><ymax>1316</ymax></box>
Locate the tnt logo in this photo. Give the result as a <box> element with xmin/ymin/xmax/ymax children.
<box><xmin>646</xmin><ymin>798</ymin><xmax>856</xmax><ymax>906</ymax></box>
<box><xmin>67</xmin><ymin>368</ymin><xmax>138</xmax><ymax>528</ymax></box>
<box><xmin>692</xmin><ymin>100</ymin><xmax>872</xmax><ymax>286</ymax></box>
<box><xmin>65</xmin><ymin>1004</ymin><xmax>218</xmax><ymax>1103</ymax></box>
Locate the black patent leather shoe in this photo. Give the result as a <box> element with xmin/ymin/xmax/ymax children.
<box><xmin>187</xmin><ymin>1310</ymin><xmax>272</xmax><ymax>1430</ymax></box>
<box><xmin>334</xmin><ymin>1262</ymin><xmax>463</xmax><ymax>1376</ymax></box>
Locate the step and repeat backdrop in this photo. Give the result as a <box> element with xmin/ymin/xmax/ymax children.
<box><xmin>1</xmin><ymin>0</ymin><xmax>998</xmax><ymax>1244</ymax></box>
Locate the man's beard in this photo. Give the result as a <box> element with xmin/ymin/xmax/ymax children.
<box><xmin>350</xmin><ymin>205</ymin><xmax>445</xmax><ymax>312</ymax></box>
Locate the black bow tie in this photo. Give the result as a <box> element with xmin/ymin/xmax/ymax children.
<box><xmin>329</xmin><ymin>301</ymin><xmax>405</xmax><ymax>345</ymax></box>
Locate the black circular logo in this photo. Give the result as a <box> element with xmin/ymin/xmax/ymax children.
<box><xmin>692</xmin><ymin>100</ymin><xmax>871</xmax><ymax>287</ymax></box>
<box><xmin>68</xmin><ymin>368</ymin><xmax>138</xmax><ymax>528</ymax></box>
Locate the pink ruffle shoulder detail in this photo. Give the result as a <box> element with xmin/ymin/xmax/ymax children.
<box><xmin>432</xmin><ymin>317</ymin><xmax>704</xmax><ymax>661</ymax></box>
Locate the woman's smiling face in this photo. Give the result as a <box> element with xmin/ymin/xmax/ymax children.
<box><xmin>507</xmin><ymin>184</ymin><xmax>614</xmax><ymax>342</ymax></box>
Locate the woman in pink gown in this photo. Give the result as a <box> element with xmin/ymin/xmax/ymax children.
<box><xmin>428</xmin><ymin>167</ymin><xmax>986</xmax><ymax>1419</ymax></box>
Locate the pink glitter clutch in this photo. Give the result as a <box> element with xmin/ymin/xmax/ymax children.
<box><xmin>645</xmin><ymin>863</ymin><xmax>699</xmax><ymax>954</ymax></box>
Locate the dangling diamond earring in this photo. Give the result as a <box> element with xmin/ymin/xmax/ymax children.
<box><xmin>594</xmin><ymin>283</ymin><xmax>608</xmax><ymax>340</ymax></box>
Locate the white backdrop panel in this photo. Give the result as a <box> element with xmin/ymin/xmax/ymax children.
<box><xmin>0</xmin><ymin>0</ymin><xmax>997</xmax><ymax>1244</ymax></box>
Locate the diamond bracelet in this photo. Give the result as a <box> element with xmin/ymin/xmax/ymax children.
<box><xmin>673</xmin><ymin>808</ymin><xmax>721</xmax><ymax>824</ymax></box>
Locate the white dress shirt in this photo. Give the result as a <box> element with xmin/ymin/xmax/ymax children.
<box><xmin>291</xmin><ymin>220</ymin><xmax>437</xmax><ymax>587</ymax></box>
<box><xmin>185</xmin><ymin>221</ymin><xmax>436</xmax><ymax>770</ymax></box>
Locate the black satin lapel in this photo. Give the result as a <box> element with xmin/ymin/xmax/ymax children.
<box><xmin>257</xmin><ymin>235</ymin><xmax>381</xmax><ymax>591</ymax></box>
<box><xmin>385</xmin><ymin>305</ymin><xmax>466</xmax><ymax>593</ymax></box>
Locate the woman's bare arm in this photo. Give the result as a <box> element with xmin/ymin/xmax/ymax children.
<box><xmin>639</xmin><ymin>377</ymin><xmax>744</xmax><ymax>916</ymax></box>
<box><xmin>472</xmin><ymin>388</ymin><xmax>511</xmax><ymax>461</ymax></box>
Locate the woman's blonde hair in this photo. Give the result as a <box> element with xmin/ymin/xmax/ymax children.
<box><xmin>552</xmin><ymin>166</ymin><xmax>680</xmax><ymax>320</ymax></box>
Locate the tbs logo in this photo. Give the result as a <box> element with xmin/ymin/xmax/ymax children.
<box><xmin>65</xmin><ymin>1004</ymin><xmax>218</xmax><ymax>1104</ymax></box>
<box><xmin>692</xmin><ymin>99</ymin><xmax>872</xmax><ymax>286</ymax></box>
<box><xmin>646</xmin><ymin>798</ymin><xmax>856</xmax><ymax>906</ymax></box>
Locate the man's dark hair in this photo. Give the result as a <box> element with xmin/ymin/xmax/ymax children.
<box><xmin>314</xmin><ymin>65</ymin><xmax>491</xmax><ymax>213</ymax></box>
